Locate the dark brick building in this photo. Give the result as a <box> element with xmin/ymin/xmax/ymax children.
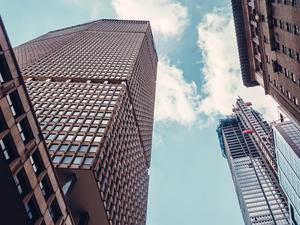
<box><xmin>0</xmin><ymin>18</ymin><xmax>157</xmax><ymax>225</ymax></box>
<box><xmin>231</xmin><ymin>0</ymin><xmax>300</xmax><ymax>125</ymax></box>
<box><xmin>0</xmin><ymin>18</ymin><xmax>74</xmax><ymax>225</ymax></box>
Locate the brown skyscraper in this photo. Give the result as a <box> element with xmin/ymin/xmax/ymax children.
<box><xmin>0</xmin><ymin>18</ymin><xmax>157</xmax><ymax>225</ymax></box>
<box><xmin>232</xmin><ymin>0</ymin><xmax>300</xmax><ymax>124</ymax></box>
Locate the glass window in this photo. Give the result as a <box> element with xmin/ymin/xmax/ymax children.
<box><xmin>59</xmin><ymin>144</ymin><xmax>68</xmax><ymax>152</ymax></box>
<box><xmin>56</xmin><ymin>134</ymin><xmax>65</xmax><ymax>141</ymax></box>
<box><xmin>71</xmin><ymin>126</ymin><xmax>79</xmax><ymax>132</ymax></box>
<box><xmin>49</xmin><ymin>144</ymin><xmax>58</xmax><ymax>151</ymax></box>
<box><xmin>94</xmin><ymin>136</ymin><xmax>102</xmax><ymax>143</ymax></box>
<box><xmin>0</xmin><ymin>134</ymin><xmax>17</xmax><ymax>162</ymax></box>
<box><xmin>65</xmin><ymin>134</ymin><xmax>74</xmax><ymax>141</ymax></box>
<box><xmin>80</xmin><ymin>126</ymin><xmax>88</xmax><ymax>132</ymax></box>
<box><xmin>89</xmin><ymin>145</ymin><xmax>98</xmax><ymax>153</ymax></box>
<box><xmin>14</xmin><ymin>169</ymin><xmax>31</xmax><ymax>197</ymax></box>
<box><xmin>69</xmin><ymin>144</ymin><xmax>78</xmax><ymax>152</ymax></box>
<box><xmin>47</xmin><ymin>134</ymin><xmax>56</xmax><ymax>141</ymax></box>
<box><xmin>39</xmin><ymin>175</ymin><xmax>53</xmax><ymax>199</ymax></box>
<box><xmin>52</xmin><ymin>156</ymin><xmax>62</xmax><ymax>164</ymax></box>
<box><xmin>75</xmin><ymin>135</ymin><xmax>83</xmax><ymax>142</ymax></box>
<box><xmin>24</xmin><ymin>198</ymin><xmax>40</xmax><ymax>222</ymax></box>
<box><xmin>89</xmin><ymin>127</ymin><xmax>97</xmax><ymax>132</ymax></box>
<box><xmin>54</xmin><ymin>125</ymin><xmax>62</xmax><ymax>131</ymax></box>
<box><xmin>98</xmin><ymin>127</ymin><xmax>105</xmax><ymax>133</ymax></box>
<box><xmin>83</xmin><ymin>157</ymin><xmax>94</xmax><ymax>165</ymax></box>
<box><xmin>84</xmin><ymin>135</ymin><xmax>93</xmax><ymax>142</ymax></box>
<box><xmin>62</xmin><ymin>156</ymin><xmax>72</xmax><ymax>164</ymax></box>
<box><xmin>30</xmin><ymin>150</ymin><xmax>44</xmax><ymax>175</ymax></box>
<box><xmin>49</xmin><ymin>200</ymin><xmax>62</xmax><ymax>223</ymax></box>
<box><xmin>79</xmin><ymin>145</ymin><xmax>89</xmax><ymax>152</ymax></box>
<box><xmin>73</xmin><ymin>156</ymin><xmax>83</xmax><ymax>165</ymax></box>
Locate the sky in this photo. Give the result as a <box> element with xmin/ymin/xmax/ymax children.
<box><xmin>0</xmin><ymin>0</ymin><xmax>280</xmax><ymax>225</ymax></box>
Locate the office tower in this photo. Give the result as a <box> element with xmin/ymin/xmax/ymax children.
<box><xmin>0</xmin><ymin>18</ymin><xmax>73</xmax><ymax>225</ymax></box>
<box><xmin>231</xmin><ymin>0</ymin><xmax>300</xmax><ymax>125</ymax></box>
<box><xmin>13</xmin><ymin>19</ymin><xmax>157</xmax><ymax>225</ymax></box>
<box><xmin>217</xmin><ymin>98</ymin><xmax>290</xmax><ymax>224</ymax></box>
<box><xmin>273</xmin><ymin>120</ymin><xmax>300</xmax><ymax>225</ymax></box>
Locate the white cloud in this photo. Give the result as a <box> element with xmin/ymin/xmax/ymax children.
<box><xmin>154</xmin><ymin>58</ymin><xmax>200</xmax><ymax>125</ymax></box>
<box><xmin>197</xmin><ymin>8</ymin><xmax>278</xmax><ymax>121</ymax></box>
<box><xmin>111</xmin><ymin>0</ymin><xmax>189</xmax><ymax>39</ymax></box>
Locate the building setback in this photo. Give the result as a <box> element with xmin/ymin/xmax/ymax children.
<box><xmin>231</xmin><ymin>0</ymin><xmax>300</xmax><ymax>125</ymax></box>
<box><xmin>217</xmin><ymin>98</ymin><xmax>290</xmax><ymax>225</ymax></box>
<box><xmin>0</xmin><ymin>18</ymin><xmax>74</xmax><ymax>225</ymax></box>
<box><xmin>274</xmin><ymin>121</ymin><xmax>300</xmax><ymax>225</ymax></box>
<box><xmin>13</xmin><ymin>19</ymin><xmax>157</xmax><ymax>225</ymax></box>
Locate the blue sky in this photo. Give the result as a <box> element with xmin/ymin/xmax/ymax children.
<box><xmin>0</xmin><ymin>1</ymin><xmax>280</xmax><ymax>224</ymax></box>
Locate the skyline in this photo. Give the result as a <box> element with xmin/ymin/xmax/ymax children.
<box><xmin>0</xmin><ymin>1</ymin><xmax>288</xmax><ymax>225</ymax></box>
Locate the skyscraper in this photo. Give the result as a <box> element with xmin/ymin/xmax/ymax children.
<box><xmin>231</xmin><ymin>0</ymin><xmax>300</xmax><ymax>125</ymax></box>
<box><xmin>0</xmin><ymin>17</ymin><xmax>74</xmax><ymax>225</ymax></box>
<box><xmin>273</xmin><ymin>120</ymin><xmax>300</xmax><ymax>225</ymax></box>
<box><xmin>2</xmin><ymin>19</ymin><xmax>157</xmax><ymax>225</ymax></box>
<box><xmin>217</xmin><ymin>98</ymin><xmax>290</xmax><ymax>224</ymax></box>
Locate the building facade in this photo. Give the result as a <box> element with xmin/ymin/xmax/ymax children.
<box><xmin>13</xmin><ymin>19</ymin><xmax>157</xmax><ymax>225</ymax></box>
<box><xmin>0</xmin><ymin>18</ymin><xmax>74</xmax><ymax>225</ymax></box>
<box><xmin>231</xmin><ymin>0</ymin><xmax>300</xmax><ymax>125</ymax></box>
<box><xmin>217</xmin><ymin>98</ymin><xmax>290</xmax><ymax>224</ymax></box>
<box><xmin>274</xmin><ymin>121</ymin><xmax>300</xmax><ymax>225</ymax></box>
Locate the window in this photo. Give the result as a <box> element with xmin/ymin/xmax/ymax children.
<box><xmin>59</xmin><ymin>144</ymin><xmax>68</xmax><ymax>152</ymax></box>
<box><xmin>80</xmin><ymin>126</ymin><xmax>88</xmax><ymax>132</ymax></box>
<box><xmin>84</xmin><ymin>135</ymin><xmax>93</xmax><ymax>142</ymax></box>
<box><xmin>52</xmin><ymin>155</ymin><xmax>62</xmax><ymax>164</ymax></box>
<box><xmin>65</xmin><ymin>134</ymin><xmax>74</xmax><ymax>141</ymax></box>
<box><xmin>24</xmin><ymin>198</ymin><xmax>41</xmax><ymax>222</ymax></box>
<box><xmin>73</xmin><ymin>156</ymin><xmax>83</xmax><ymax>165</ymax></box>
<box><xmin>0</xmin><ymin>54</ymin><xmax>12</xmax><ymax>83</ymax></box>
<box><xmin>75</xmin><ymin>135</ymin><xmax>83</xmax><ymax>142</ymax></box>
<box><xmin>17</xmin><ymin>118</ymin><xmax>33</xmax><ymax>144</ymax></box>
<box><xmin>89</xmin><ymin>145</ymin><xmax>98</xmax><ymax>153</ymax></box>
<box><xmin>71</xmin><ymin>126</ymin><xmax>79</xmax><ymax>132</ymax></box>
<box><xmin>14</xmin><ymin>169</ymin><xmax>31</xmax><ymax>197</ymax></box>
<box><xmin>6</xmin><ymin>91</ymin><xmax>24</xmax><ymax>117</ymax></box>
<box><xmin>98</xmin><ymin>127</ymin><xmax>106</xmax><ymax>133</ymax></box>
<box><xmin>83</xmin><ymin>157</ymin><xmax>94</xmax><ymax>165</ymax></box>
<box><xmin>94</xmin><ymin>136</ymin><xmax>102</xmax><ymax>143</ymax></box>
<box><xmin>62</xmin><ymin>156</ymin><xmax>72</xmax><ymax>164</ymax></box>
<box><xmin>79</xmin><ymin>145</ymin><xmax>89</xmax><ymax>152</ymax></box>
<box><xmin>69</xmin><ymin>144</ymin><xmax>78</xmax><ymax>152</ymax></box>
<box><xmin>297</xmin><ymin>52</ymin><xmax>300</xmax><ymax>62</ymax></box>
<box><xmin>39</xmin><ymin>175</ymin><xmax>53</xmax><ymax>199</ymax></box>
<box><xmin>0</xmin><ymin>110</ymin><xmax>7</xmax><ymax>133</ymax></box>
<box><xmin>49</xmin><ymin>144</ymin><xmax>59</xmax><ymax>151</ymax></box>
<box><xmin>291</xmin><ymin>72</ymin><xmax>296</xmax><ymax>82</ymax></box>
<box><xmin>54</xmin><ymin>125</ymin><xmax>62</xmax><ymax>131</ymax></box>
<box><xmin>294</xmin><ymin>97</ymin><xmax>299</xmax><ymax>106</ymax></box>
<box><xmin>49</xmin><ymin>200</ymin><xmax>62</xmax><ymax>223</ymax></box>
<box><xmin>0</xmin><ymin>134</ymin><xmax>17</xmax><ymax>162</ymax></box>
<box><xmin>289</xmin><ymin>48</ymin><xmax>294</xmax><ymax>58</ymax></box>
<box><xmin>30</xmin><ymin>150</ymin><xmax>44</xmax><ymax>175</ymax></box>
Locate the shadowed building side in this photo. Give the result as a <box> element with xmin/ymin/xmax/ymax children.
<box><xmin>231</xmin><ymin>0</ymin><xmax>300</xmax><ymax>125</ymax></box>
<box><xmin>0</xmin><ymin>17</ymin><xmax>74</xmax><ymax>225</ymax></box>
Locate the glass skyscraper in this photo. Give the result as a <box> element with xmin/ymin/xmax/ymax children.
<box><xmin>274</xmin><ymin>121</ymin><xmax>300</xmax><ymax>225</ymax></box>
<box><xmin>217</xmin><ymin>98</ymin><xmax>290</xmax><ymax>225</ymax></box>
